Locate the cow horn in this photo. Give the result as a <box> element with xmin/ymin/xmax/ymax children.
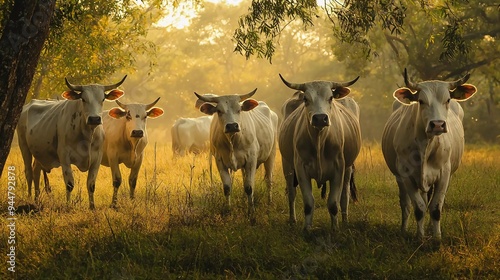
<box><xmin>449</xmin><ymin>73</ymin><xmax>470</xmax><ymax>90</ymax></box>
<box><xmin>403</xmin><ymin>68</ymin><xmax>418</xmax><ymax>91</ymax></box>
<box><xmin>65</xmin><ymin>77</ymin><xmax>83</xmax><ymax>92</ymax></box>
<box><xmin>146</xmin><ymin>97</ymin><xmax>160</xmax><ymax>110</ymax></box>
<box><xmin>194</xmin><ymin>92</ymin><xmax>219</xmax><ymax>103</ymax></box>
<box><xmin>103</xmin><ymin>75</ymin><xmax>127</xmax><ymax>91</ymax></box>
<box><xmin>115</xmin><ymin>99</ymin><xmax>127</xmax><ymax>109</ymax></box>
<box><xmin>279</xmin><ymin>74</ymin><xmax>306</xmax><ymax>92</ymax></box>
<box><xmin>239</xmin><ymin>88</ymin><xmax>257</xmax><ymax>101</ymax></box>
<box><xmin>333</xmin><ymin>76</ymin><xmax>360</xmax><ymax>88</ymax></box>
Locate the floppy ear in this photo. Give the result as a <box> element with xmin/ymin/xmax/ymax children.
<box><xmin>332</xmin><ymin>87</ymin><xmax>351</xmax><ymax>99</ymax></box>
<box><xmin>241</xmin><ymin>99</ymin><xmax>259</xmax><ymax>111</ymax></box>
<box><xmin>393</xmin><ymin>88</ymin><xmax>418</xmax><ymax>104</ymax></box>
<box><xmin>108</xmin><ymin>107</ymin><xmax>127</xmax><ymax>119</ymax></box>
<box><xmin>147</xmin><ymin>107</ymin><xmax>164</xmax><ymax>118</ymax></box>
<box><xmin>62</xmin><ymin>90</ymin><xmax>81</xmax><ymax>100</ymax></box>
<box><xmin>199</xmin><ymin>103</ymin><xmax>217</xmax><ymax>115</ymax></box>
<box><xmin>450</xmin><ymin>84</ymin><xmax>477</xmax><ymax>101</ymax></box>
<box><xmin>105</xmin><ymin>89</ymin><xmax>125</xmax><ymax>101</ymax></box>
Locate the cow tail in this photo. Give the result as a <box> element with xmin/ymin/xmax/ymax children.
<box><xmin>209</xmin><ymin>150</ymin><xmax>213</xmax><ymax>188</ymax></box>
<box><xmin>350</xmin><ymin>165</ymin><xmax>358</xmax><ymax>203</ymax></box>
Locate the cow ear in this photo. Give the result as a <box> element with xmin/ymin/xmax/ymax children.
<box><xmin>450</xmin><ymin>84</ymin><xmax>477</xmax><ymax>101</ymax></box>
<box><xmin>62</xmin><ymin>90</ymin><xmax>81</xmax><ymax>100</ymax></box>
<box><xmin>199</xmin><ymin>103</ymin><xmax>217</xmax><ymax>115</ymax></box>
<box><xmin>105</xmin><ymin>89</ymin><xmax>125</xmax><ymax>101</ymax></box>
<box><xmin>332</xmin><ymin>87</ymin><xmax>351</xmax><ymax>99</ymax></box>
<box><xmin>147</xmin><ymin>107</ymin><xmax>164</xmax><ymax>118</ymax></box>
<box><xmin>241</xmin><ymin>99</ymin><xmax>259</xmax><ymax>111</ymax></box>
<box><xmin>108</xmin><ymin>107</ymin><xmax>127</xmax><ymax>119</ymax></box>
<box><xmin>393</xmin><ymin>88</ymin><xmax>418</xmax><ymax>104</ymax></box>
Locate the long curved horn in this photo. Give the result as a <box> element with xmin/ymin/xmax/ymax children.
<box><xmin>449</xmin><ymin>73</ymin><xmax>470</xmax><ymax>90</ymax></box>
<box><xmin>194</xmin><ymin>92</ymin><xmax>219</xmax><ymax>103</ymax></box>
<box><xmin>403</xmin><ymin>68</ymin><xmax>418</xmax><ymax>91</ymax></box>
<box><xmin>104</xmin><ymin>75</ymin><xmax>127</xmax><ymax>91</ymax></box>
<box><xmin>333</xmin><ymin>76</ymin><xmax>360</xmax><ymax>88</ymax></box>
<box><xmin>115</xmin><ymin>99</ymin><xmax>127</xmax><ymax>110</ymax></box>
<box><xmin>239</xmin><ymin>88</ymin><xmax>257</xmax><ymax>101</ymax></box>
<box><xmin>146</xmin><ymin>97</ymin><xmax>160</xmax><ymax>110</ymax></box>
<box><xmin>279</xmin><ymin>74</ymin><xmax>306</xmax><ymax>92</ymax></box>
<box><xmin>65</xmin><ymin>77</ymin><xmax>83</xmax><ymax>92</ymax></box>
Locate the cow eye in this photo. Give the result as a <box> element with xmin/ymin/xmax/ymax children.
<box><xmin>126</xmin><ymin>112</ymin><xmax>132</xmax><ymax>120</ymax></box>
<box><xmin>328</xmin><ymin>96</ymin><xmax>334</xmax><ymax>102</ymax></box>
<box><xmin>446</xmin><ymin>98</ymin><xmax>451</xmax><ymax>104</ymax></box>
<box><xmin>418</xmin><ymin>99</ymin><xmax>424</xmax><ymax>105</ymax></box>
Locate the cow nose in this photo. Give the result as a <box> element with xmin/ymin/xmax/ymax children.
<box><xmin>311</xmin><ymin>114</ymin><xmax>330</xmax><ymax>128</ymax></box>
<box><xmin>131</xmin><ymin>130</ymin><xmax>144</xmax><ymax>138</ymax></box>
<box><xmin>225</xmin><ymin>123</ymin><xmax>240</xmax><ymax>133</ymax></box>
<box><xmin>428</xmin><ymin>120</ymin><xmax>447</xmax><ymax>134</ymax></box>
<box><xmin>87</xmin><ymin>116</ymin><xmax>102</xmax><ymax>125</ymax></box>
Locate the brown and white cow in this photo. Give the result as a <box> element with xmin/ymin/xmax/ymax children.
<box><xmin>171</xmin><ymin>116</ymin><xmax>212</xmax><ymax>156</ymax></box>
<box><xmin>278</xmin><ymin>74</ymin><xmax>361</xmax><ymax>232</ymax></box>
<box><xmin>17</xmin><ymin>76</ymin><xmax>127</xmax><ymax>209</ymax></box>
<box><xmin>101</xmin><ymin>98</ymin><xmax>164</xmax><ymax>207</ymax></box>
<box><xmin>381</xmin><ymin>69</ymin><xmax>477</xmax><ymax>240</ymax></box>
<box><xmin>194</xmin><ymin>89</ymin><xmax>278</xmax><ymax>222</ymax></box>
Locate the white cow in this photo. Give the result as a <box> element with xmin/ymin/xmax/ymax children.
<box><xmin>194</xmin><ymin>89</ymin><xmax>278</xmax><ymax>222</ymax></box>
<box><xmin>101</xmin><ymin>98</ymin><xmax>164</xmax><ymax>207</ymax></box>
<box><xmin>381</xmin><ymin>69</ymin><xmax>477</xmax><ymax>240</ymax></box>
<box><xmin>278</xmin><ymin>74</ymin><xmax>361</xmax><ymax>232</ymax></box>
<box><xmin>17</xmin><ymin>76</ymin><xmax>127</xmax><ymax>209</ymax></box>
<box><xmin>171</xmin><ymin>116</ymin><xmax>212</xmax><ymax>156</ymax></box>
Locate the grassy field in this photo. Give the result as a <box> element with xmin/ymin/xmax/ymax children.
<box><xmin>1</xmin><ymin>142</ymin><xmax>499</xmax><ymax>279</ymax></box>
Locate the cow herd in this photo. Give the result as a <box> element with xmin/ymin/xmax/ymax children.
<box><xmin>16</xmin><ymin>69</ymin><xmax>477</xmax><ymax>241</ymax></box>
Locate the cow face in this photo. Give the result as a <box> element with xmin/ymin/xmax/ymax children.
<box><xmin>62</xmin><ymin>76</ymin><xmax>127</xmax><ymax>127</ymax></box>
<box><xmin>279</xmin><ymin>74</ymin><xmax>359</xmax><ymax>130</ymax></box>
<box><xmin>195</xmin><ymin>90</ymin><xmax>259</xmax><ymax>135</ymax></box>
<box><xmin>108</xmin><ymin>98</ymin><xmax>164</xmax><ymax>139</ymax></box>
<box><xmin>393</xmin><ymin>70</ymin><xmax>476</xmax><ymax>137</ymax></box>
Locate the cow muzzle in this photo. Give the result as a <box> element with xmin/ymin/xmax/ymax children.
<box><xmin>427</xmin><ymin>120</ymin><xmax>447</xmax><ymax>135</ymax></box>
<box><xmin>311</xmin><ymin>114</ymin><xmax>330</xmax><ymax>129</ymax></box>
<box><xmin>225</xmin><ymin>123</ymin><xmax>240</xmax><ymax>133</ymax></box>
<box><xmin>87</xmin><ymin>116</ymin><xmax>102</xmax><ymax>126</ymax></box>
<box><xmin>131</xmin><ymin>130</ymin><xmax>144</xmax><ymax>138</ymax></box>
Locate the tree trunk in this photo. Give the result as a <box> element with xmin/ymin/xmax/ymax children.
<box><xmin>0</xmin><ymin>0</ymin><xmax>56</xmax><ymax>177</ymax></box>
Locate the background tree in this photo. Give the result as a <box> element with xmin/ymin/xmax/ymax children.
<box><xmin>0</xmin><ymin>0</ymin><xmax>56</xmax><ymax>177</ymax></box>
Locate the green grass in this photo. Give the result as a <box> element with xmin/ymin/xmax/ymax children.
<box><xmin>1</xmin><ymin>143</ymin><xmax>499</xmax><ymax>279</ymax></box>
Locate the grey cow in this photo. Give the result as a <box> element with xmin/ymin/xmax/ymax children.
<box><xmin>278</xmin><ymin>74</ymin><xmax>361</xmax><ymax>232</ymax></box>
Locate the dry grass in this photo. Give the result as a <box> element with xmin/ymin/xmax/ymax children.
<box><xmin>1</xmin><ymin>142</ymin><xmax>499</xmax><ymax>279</ymax></box>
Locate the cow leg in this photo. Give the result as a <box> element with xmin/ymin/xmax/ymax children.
<box><xmin>263</xmin><ymin>146</ymin><xmax>276</xmax><ymax>204</ymax></box>
<box><xmin>129</xmin><ymin>158</ymin><xmax>143</xmax><ymax>200</ymax></box>
<box><xmin>396</xmin><ymin>176</ymin><xmax>411</xmax><ymax>233</ymax></box>
<box><xmin>110</xmin><ymin>161</ymin><xmax>122</xmax><ymax>208</ymax></box>
<box><xmin>242</xmin><ymin>162</ymin><xmax>257</xmax><ymax>223</ymax></box>
<box><xmin>404</xmin><ymin>180</ymin><xmax>427</xmax><ymax>239</ymax></box>
<box><xmin>20</xmin><ymin>149</ymin><xmax>33</xmax><ymax>198</ymax></box>
<box><xmin>43</xmin><ymin>170</ymin><xmax>51</xmax><ymax>194</ymax></box>
<box><xmin>327</xmin><ymin>159</ymin><xmax>345</xmax><ymax>231</ymax></box>
<box><xmin>61</xmin><ymin>163</ymin><xmax>76</xmax><ymax>206</ymax></box>
<box><xmin>283</xmin><ymin>160</ymin><xmax>297</xmax><ymax>224</ymax></box>
<box><xmin>295</xmin><ymin>160</ymin><xmax>314</xmax><ymax>231</ymax></box>
<box><xmin>86</xmin><ymin>160</ymin><xmax>101</xmax><ymax>210</ymax></box>
<box><xmin>32</xmin><ymin>161</ymin><xmax>42</xmax><ymax>203</ymax></box>
<box><xmin>428</xmin><ymin>172</ymin><xmax>451</xmax><ymax>241</ymax></box>
<box><xmin>215</xmin><ymin>157</ymin><xmax>232</xmax><ymax>212</ymax></box>
<box><xmin>340</xmin><ymin>166</ymin><xmax>352</xmax><ymax>223</ymax></box>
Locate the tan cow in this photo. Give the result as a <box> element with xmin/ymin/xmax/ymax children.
<box><xmin>381</xmin><ymin>69</ymin><xmax>477</xmax><ymax>240</ymax></box>
<box><xmin>17</xmin><ymin>76</ymin><xmax>127</xmax><ymax>209</ymax></box>
<box><xmin>194</xmin><ymin>89</ymin><xmax>278</xmax><ymax>222</ymax></box>
<box><xmin>101</xmin><ymin>98</ymin><xmax>164</xmax><ymax>207</ymax></box>
<box><xmin>278</xmin><ymin>74</ymin><xmax>361</xmax><ymax>232</ymax></box>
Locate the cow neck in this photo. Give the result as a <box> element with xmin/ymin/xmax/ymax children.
<box><xmin>78</xmin><ymin>110</ymin><xmax>97</xmax><ymax>171</ymax></box>
<box><xmin>224</xmin><ymin>132</ymin><xmax>243</xmax><ymax>171</ymax></box>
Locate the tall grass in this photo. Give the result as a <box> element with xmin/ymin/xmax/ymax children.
<box><xmin>1</xmin><ymin>143</ymin><xmax>499</xmax><ymax>279</ymax></box>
